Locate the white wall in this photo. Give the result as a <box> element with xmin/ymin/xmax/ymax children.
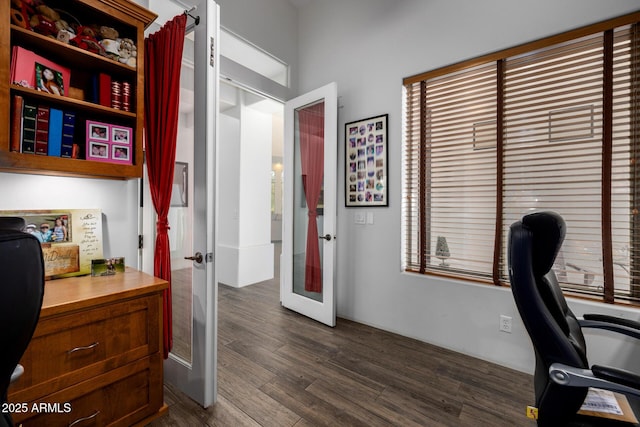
<box><xmin>219</xmin><ymin>110</ymin><xmax>241</xmax><ymax>247</ymax></box>
<box><xmin>295</xmin><ymin>0</ymin><xmax>640</xmax><ymax>374</ymax></box>
<box><xmin>218</xmin><ymin>91</ymin><xmax>275</xmax><ymax>287</ymax></box>
<box><xmin>0</xmin><ymin>173</ymin><xmax>140</xmax><ymax>266</ymax></box>
<box><xmin>239</xmin><ymin>105</ymin><xmax>272</xmax><ymax>248</ymax></box>
<box><xmin>216</xmin><ymin>0</ymin><xmax>299</xmax><ymax>92</ymax></box>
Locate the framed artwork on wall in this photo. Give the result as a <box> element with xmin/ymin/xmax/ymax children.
<box><xmin>345</xmin><ymin>114</ymin><xmax>388</xmax><ymax>207</ymax></box>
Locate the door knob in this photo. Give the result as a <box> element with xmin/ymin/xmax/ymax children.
<box><xmin>184</xmin><ymin>252</ymin><xmax>203</xmax><ymax>263</ymax></box>
<box><xmin>319</xmin><ymin>234</ymin><xmax>333</xmax><ymax>241</ymax></box>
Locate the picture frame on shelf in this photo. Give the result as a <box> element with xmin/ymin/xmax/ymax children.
<box><xmin>11</xmin><ymin>46</ymin><xmax>71</xmax><ymax>92</ymax></box>
<box><xmin>345</xmin><ymin>113</ymin><xmax>389</xmax><ymax>207</ymax></box>
<box><xmin>88</xmin><ymin>141</ymin><xmax>109</xmax><ymax>160</ymax></box>
<box><xmin>111</xmin><ymin>145</ymin><xmax>131</xmax><ymax>162</ymax></box>
<box><xmin>112</xmin><ymin>126</ymin><xmax>131</xmax><ymax>144</ymax></box>
<box><xmin>91</xmin><ymin>257</ymin><xmax>126</xmax><ymax>277</ymax></box>
<box><xmin>35</xmin><ymin>62</ymin><xmax>65</xmax><ymax>96</ymax></box>
<box><xmin>86</xmin><ymin>121</ymin><xmax>133</xmax><ymax>165</ymax></box>
<box><xmin>88</xmin><ymin>121</ymin><xmax>109</xmax><ymax>141</ymax></box>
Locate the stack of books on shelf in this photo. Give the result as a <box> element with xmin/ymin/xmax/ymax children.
<box><xmin>92</xmin><ymin>73</ymin><xmax>132</xmax><ymax>112</ymax></box>
<box><xmin>11</xmin><ymin>95</ymin><xmax>77</xmax><ymax>158</ymax></box>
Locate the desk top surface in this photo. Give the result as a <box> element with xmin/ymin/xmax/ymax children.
<box><xmin>41</xmin><ymin>267</ymin><xmax>168</xmax><ymax>317</ymax></box>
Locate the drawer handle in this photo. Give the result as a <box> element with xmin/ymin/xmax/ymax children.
<box><xmin>67</xmin><ymin>342</ymin><xmax>99</xmax><ymax>354</ymax></box>
<box><xmin>68</xmin><ymin>410</ymin><xmax>100</xmax><ymax>427</ymax></box>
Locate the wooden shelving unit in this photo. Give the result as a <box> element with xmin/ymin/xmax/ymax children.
<box><xmin>0</xmin><ymin>0</ymin><xmax>157</xmax><ymax>179</ymax></box>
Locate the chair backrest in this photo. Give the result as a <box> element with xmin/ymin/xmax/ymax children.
<box><xmin>0</xmin><ymin>218</ymin><xmax>44</xmax><ymax>424</ymax></box>
<box><xmin>508</xmin><ymin>211</ymin><xmax>588</xmax><ymax>424</ymax></box>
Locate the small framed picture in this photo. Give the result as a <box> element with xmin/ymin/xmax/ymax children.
<box><xmin>111</xmin><ymin>144</ymin><xmax>130</xmax><ymax>162</ymax></box>
<box><xmin>35</xmin><ymin>62</ymin><xmax>64</xmax><ymax>96</ymax></box>
<box><xmin>87</xmin><ymin>122</ymin><xmax>109</xmax><ymax>141</ymax></box>
<box><xmin>88</xmin><ymin>141</ymin><xmax>109</xmax><ymax>160</ymax></box>
<box><xmin>91</xmin><ymin>257</ymin><xmax>125</xmax><ymax>276</ymax></box>
<box><xmin>112</xmin><ymin>126</ymin><xmax>131</xmax><ymax>145</ymax></box>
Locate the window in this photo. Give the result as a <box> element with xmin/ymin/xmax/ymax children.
<box><xmin>221</xmin><ymin>28</ymin><xmax>290</xmax><ymax>87</ymax></box>
<box><xmin>403</xmin><ymin>12</ymin><xmax>640</xmax><ymax>303</ymax></box>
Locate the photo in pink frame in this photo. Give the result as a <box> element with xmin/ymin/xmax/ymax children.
<box><xmin>85</xmin><ymin>121</ymin><xmax>133</xmax><ymax>164</ymax></box>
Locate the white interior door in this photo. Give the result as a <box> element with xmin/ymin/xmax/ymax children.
<box><xmin>281</xmin><ymin>83</ymin><xmax>337</xmax><ymax>326</ymax></box>
<box><xmin>142</xmin><ymin>0</ymin><xmax>219</xmax><ymax>408</ymax></box>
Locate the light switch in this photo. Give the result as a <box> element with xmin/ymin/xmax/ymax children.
<box><xmin>367</xmin><ymin>212</ymin><xmax>374</xmax><ymax>224</ymax></box>
<box><xmin>354</xmin><ymin>212</ymin><xmax>366</xmax><ymax>224</ymax></box>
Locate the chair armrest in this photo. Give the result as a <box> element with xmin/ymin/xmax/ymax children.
<box><xmin>549</xmin><ymin>363</ymin><xmax>640</xmax><ymax>398</ymax></box>
<box><xmin>592</xmin><ymin>364</ymin><xmax>640</xmax><ymax>390</ymax></box>
<box><xmin>578</xmin><ymin>314</ymin><xmax>640</xmax><ymax>340</ymax></box>
<box><xmin>10</xmin><ymin>364</ymin><xmax>23</xmax><ymax>383</ymax></box>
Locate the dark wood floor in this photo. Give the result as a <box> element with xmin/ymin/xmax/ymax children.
<box><xmin>149</xmin><ymin>278</ymin><xmax>537</xmax><ymax>427</ymax></box>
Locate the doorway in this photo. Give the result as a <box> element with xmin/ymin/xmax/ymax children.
<box><xmin>144</xmin><ymin>63</ymin><xmax>285</xmax><ymax>409</ymax></box>
<box><xmin>217</xmin><ymin>80</ymin><xmax>284</xmax><ymax>288</ymax></box>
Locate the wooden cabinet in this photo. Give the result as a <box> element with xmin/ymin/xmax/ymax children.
<box><xmin>0</xmin><ymin>0</ymin><xmax>156</xmax><ymax>179</ymax></box>
<box><xmin>8</xmin><ymin>268</ymin><xmax>168</xmax><ymax>426</ymax></box>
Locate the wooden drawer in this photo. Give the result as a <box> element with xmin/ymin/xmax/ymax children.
<box><xmin>13</xmin><ymin>354</ymin><xmax>163</xmax><ymax>426</ymax></box>
<box><xmin>9</xmin><ymin>295</ymin><xmax>160</xmax><ymax>403</ymax></box>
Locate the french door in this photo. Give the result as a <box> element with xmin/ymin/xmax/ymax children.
<box><xmin>142</xmin><ymin>0</ymin><xmax>219</xmax><ymax>407</ymax></box>
<box><xmin>281</xmin><ymin>83</ymin><xmax>338</xmax><ymax>326</ymax></box>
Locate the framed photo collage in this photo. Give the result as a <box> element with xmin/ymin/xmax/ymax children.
<box><xmin>86</xmin><ymin>121</ymin><xmax>132</xmax><ymax>165</ymax></box>
<box><xmin>345</xmin><ymin>114</ymin><xmax>388</xmax><ymax>207</ymax></box>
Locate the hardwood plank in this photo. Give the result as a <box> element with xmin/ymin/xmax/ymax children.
<box><xmin>304</xmin><ymin>380</ymin><xmax>393</xmax><ymax>426</ymax></box>
<box><xmin>260</xmin><ymin>377</ymin><xmax>368</xmax><ymax>426</ymax></box>
<box><xmin>225</xmin><ymin>340</ymin><xmax>317</xmax><ymax>390</ymax></box>
<box><xmin>375</xmin><ymin>385</ymin><xmax>459</xmax><ymax>427</ymax></box>
<box><xmin>218</xmin><ymin>345</ymin><xmax>277</xmax><ymax>389</ymax></box>
<box><xmin>458</xmin><ymin>400</ymin><xmax>536</xmax><ymax>427</ymax></box>
<box><xmin>149</xmin><ymin>277</ymin><xmax>536</xmax><ymax>427</ymax></box>
<box><xmin>275</xmin><ymin>343</ymin><xmax>387</xmax><ymax>395</ymax></box>
<box><xmin>328</xmin><ymin>349</ymin><xmax>464</xmax><ymax>413</ymax></box>
<box><xmin>218</xmin><ymin>362</ymin><xmax>301</xmax><ymax>426</ymax></box>
<box><xmin>205</xmin><ymin>394</ymin><xmax>264</xmax><ymax>427</ymax></box>
<box><xmin>306</xmin><ymin>378</ymin><xmax>427</xmax><ymax>427</ymax></box>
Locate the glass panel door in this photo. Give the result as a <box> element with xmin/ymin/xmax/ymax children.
<box><xmin>168</xmin><ymin>120</ymin><xmax>194</xmax><ymax>362</ymax></box>
<box><xmin>143</xmin><ymin>0</ymin><xmax>219</xmax><ymax>408</ymax></box>
<box><xmin>282</xmin><ymin>83</ymin><xmax>337</xmax><ymax>327</ymax></box>
<box><xmin>292</xmin><ymin>100</ymin><xmax>325</xmax><ymax>303</ymax></box>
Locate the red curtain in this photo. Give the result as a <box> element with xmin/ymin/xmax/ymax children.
<box><xmin>144</xmin><ymin>14</ymin><xmax>187</xmax><ymax>359</ymax></box>
<box><xmin>298</xmin><ymin>102</ymin><xmax>325</xmax><ymax>293</ymax></box>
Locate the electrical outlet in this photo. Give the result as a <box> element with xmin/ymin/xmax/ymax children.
<box><xmin>500</xmin><ymin>315</ymin><xmax>512</xmax><ymax>333</ymax></box>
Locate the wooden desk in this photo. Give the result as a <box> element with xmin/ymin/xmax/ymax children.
<box><xmin>8</xmin><ymin>268</ymin><xmax>168</xmax><ymax>426</ymax></box>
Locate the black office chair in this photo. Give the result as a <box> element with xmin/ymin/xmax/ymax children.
<box><xmin>0</xmin><ymin>217</ymin><xmax>45</xmax><ymax>427</ymax></box>
<box><xmin>508</xmin><ymin>211</ymin><xmax>640</xmax><ymax>426</ymax></box>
